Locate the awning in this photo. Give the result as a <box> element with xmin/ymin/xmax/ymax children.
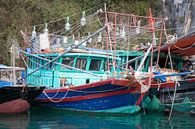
<box><xmin>161</xmin><ymin>32</ymin><xmax>195</xmax><ymax>56</ymax></box>
<box><xmin>0</xmin><ymin>64</ymin><xmax>25</xmax><ymax>72</ymax></box>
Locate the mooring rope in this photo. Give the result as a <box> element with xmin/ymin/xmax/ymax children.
<box><xmin>168</xmin><ymin>80</ymin><xmax>180</xmax><ymax>121</ymax></box>
<box><xmin>43</xmin><ymin>88</ymin><xmax>69</xmax><ymax>103</ymax></box>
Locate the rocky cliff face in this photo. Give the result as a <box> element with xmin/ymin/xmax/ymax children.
<box><xmin>164</xmin><ymin>0</ymin><xmax>195</xmax><ymax>36</ymax></box>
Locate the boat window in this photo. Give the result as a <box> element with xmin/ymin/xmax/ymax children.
<box><xmin>156</xmin><ymin>57</ymin><xmax>180</xmax><ymax>71</ymax></box>
<box><xmin>62</xmin><ymin>57</ymin><xmax>74</xmax><ymax>66</ymax></box>
<box><xmin>38</xmin><ymin>56</ymin><xmax>44</xmax><ymax>69</ymax></box>
<box><xmin>49</xmin><ymin>57</ymin><xmax>54</xmax><ymax>69</ymax></box>
<box><xmin>32</xmin><ymin>57</ymin><xmax>36</xmax><ymax>69</ymax></box>
<box><xmin>36</xmin><ymin>58</ymin><xmax>40</xmax><ymax>68</ymax></box>
<box><xmin>44</xmin><ymin>57</ymin><xmax>53</xmax><ymax>69</ymax></box>
<box><xmin>89</xmin><ymin>59</ymin><xmax>101</xmax><ymax>71</ymax></box>
<box><xmin>127</xmin><ymin>56</ymin><xmax>137</xmax><ymax>69</ymax></box>
<box><xmin>28</xmin><ymin>56</ymin><xmax>32</xmax><ymax>68</ymax></box>
<box><xmin>134</xmin><ymin>59</ymin><xmax>141</xmax><ymax>70</ymax></box>
<box><xmin>75</xmin><ymin>58</ymin><xmax>87</xmax><ymax>70</ymax></box>
<box><xmin>52</xmin><ymin>58</ymin><xmax>60</xmax><ymax>70</ymax></box>
<box><xmin>103</xmin><ymin>60</ymin><xmax>108</xmax><ymax>71</ymax></box>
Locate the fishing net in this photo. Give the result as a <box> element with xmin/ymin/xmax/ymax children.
<box><xmin>145</xmin><ymin>95</ymin><xmax>163</xmax><ymax>111</ymax></box>
<box><xmin>171</xmin><ymin>97</ymin><xmax>194</xmax><ymax>112</ymax></box>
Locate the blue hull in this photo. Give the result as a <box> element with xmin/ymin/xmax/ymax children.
<box><xmin>34</xmin><ymin>79</ymin><xmax>142</xmax><ymax>114</ymax></box>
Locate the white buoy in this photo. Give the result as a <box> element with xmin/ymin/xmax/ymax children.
<box><xmin>63</xmin><ymin>36</ymin><xmax>67</xmax><ymax>44</ymax></box>
<box><xmin>135</xmin><ymin>20</ymin><xmax>141</xmax><ymax>34</ymax></box>
<box><xmin>65</xmin><ymin>16</ymin><xmax>71</xmax><ymax>31</ymax></box>
<box><xmin>82</xmin><ymin>36</ymin><xmax>87</xmax><ymax>46</ymax></box>
<box><xmin>120</xmin><ymin>26</ymin><xmax>126</xmax><ymax>39</ymax></box>
<box><xmin>40</xmin><ymin>23</ymin><xmax>50</xmax><ymax>50</ymax></box>
<box><xmin>31</xmin><ymin>26</ymin><xmax>37</xmax><ymax>52</ymax></box>
<box><xmin>32</xmin><ymin>26</ymin><xmax>36</xmax><ymax>39</ymax></box>
<box><xmin>116</xmin><ymin>27</ymin><xmax>120</xmax><ymax>37</ymax></box>
<box><xmin>44</xmin><ymin>23</ymin><xmax>48</xmax><ymax>34</ymax></box>
<box><xmin>80</xmin><ymin>11</ymin><xmax>86</xmax><ymax>26</ymax></box>
<box><xmin>88</xmin><ymin>32</ymin><xmax>92</xmax><ymax>43</ymax></box>
<box><xmin>97</xmin><ymin>33</ymin><xmax>102</xmax><ymax>42</ymax></box>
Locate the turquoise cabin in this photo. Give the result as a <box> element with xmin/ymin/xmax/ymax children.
<box><xmin>115</xmin><ymin>50</ymin><xmax>146</xmax><ymax>71</ymax></box>
<box><xmin>25</xmin><ymin>48</ymin><xmax>185</xmax><ymax>88</ymax></box>
<box><xmin>26</xmin><ymin>50</ymin><xmax>123</xmax><ymax>88</ymax></box>
<box><xmin>115</xmin><ymin>50</ymin><xmax>184</xmax><ymax>72</ymax></box>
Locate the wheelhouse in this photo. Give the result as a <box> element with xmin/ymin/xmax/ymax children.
<box><xmin>26</xmin><ymin>51</ymin><xmax>121</xmax><ymax>88</ymax></box>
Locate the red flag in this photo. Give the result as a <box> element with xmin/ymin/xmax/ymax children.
<box><xmin>148</xmin><ymin>8</ymin><xmax>154</xmax><ymax>25</ymax></box>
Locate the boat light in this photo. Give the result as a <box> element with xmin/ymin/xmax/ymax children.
<box><xmin>44</xmin><ymin>23</ymin><xmax>48</xmax><ymax>34</ymax></box>
<box><xmin>97</xmin><ymin>33</ymin><xmax>102</xmax><ymax>42</ymax></box>
<box><xmin>135</xmin><ymin>20</ymin><xmax>141</xmax><ymax>34</ymax></box>
<box><xmin>80</xmin><ymin>11</ymin><xmax>86</xmax><ymax>26</ymax></box>
<box><xmin>120</xmin><ymin>26</ymin><xmax>126</xmax><ymax>39</ymax></box>
<box><xmin>65</xmin><ymin>16</ymin><xmax>71</xmax><ymax>31</ymax></box>
<box><xmin>32</xmin><ymin>26</ymin><xmax>36</xmax><ymax>38</ymax></box>
<box><xmin>88</xmin><ymin>32</ymin><xmax>92</xmax><ymax>43</ymax></box>
<box><xmin>31</xmin><ymin>26</ymin><xmax>37</xmax><ymax>52</ymax></box>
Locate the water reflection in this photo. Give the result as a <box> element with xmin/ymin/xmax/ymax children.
<box><xmin>29</xmin><ymin>107</ymin><xmax>141</xmax><ymax>129</ymax></box>
<box><xmin>0</xmin><ymin>107</ymin><xmax>195</xmax><ymax>129</ymax></box>
<box><xmin>0</xmin><ymin>113</ymin><xmax>30</xmax><ymax>129</ymax></box>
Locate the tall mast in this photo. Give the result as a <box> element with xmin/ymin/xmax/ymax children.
<box><xmin>11</xmin><ymin>44</ymin><xmax>16</xmax><ymax>85</ymax></box>
<box><xmin>104</xmin><ymin>3</ymin><xmax>110</xmax><ymax>78</ymax></box>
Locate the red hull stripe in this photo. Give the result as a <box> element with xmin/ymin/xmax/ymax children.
<box><xmin>44</xmin><ymin>78</ymin><xmax>140</xmax><ymax>93</ymax></box>
<box><xmin>187</xmin><ymin>78</ymin><xmax>195</xmax><ymax>83</ymax></box>
<box><xmin>135</xmin><ymin>93</ymin><xmax>145</xmax><ymax>106</ymax></box>
<box><xmin>37</xmin><ymin>88</ymin><xmax>139</xmax><ymax>103</ymax></box>
<box><xmin>150</xmin><ymin>78</ymin><xmax>195</xmax><ymax>89</ymax></box>
<box><xmin>150</xmin><ymin>81</ymin><xmax>175</xmax><ymax>88</ymax></box>
<box><xmin>45</xmin><ymin>79</ymin><xmax>114</xmax><ymax>93</ymax></box>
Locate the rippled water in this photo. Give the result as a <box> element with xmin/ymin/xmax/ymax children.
<box><xmin>0</xmin><ymin>107</ymin><xmax>195</xmax><ymax>129</ymax></box>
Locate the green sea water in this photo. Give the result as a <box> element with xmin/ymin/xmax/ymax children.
<box><xmin>0</xmin><ymin>107</ymin><xmax>195</xmax><ymax>129</ymax></box>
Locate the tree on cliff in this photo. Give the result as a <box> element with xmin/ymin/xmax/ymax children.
<box><xmin>0</xmin><ymin>0</ymin><xmax>161</xmax><ymax>65</ymax></box>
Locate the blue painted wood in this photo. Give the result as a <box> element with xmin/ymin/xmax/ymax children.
<box><xmin>37</xmin><ymin>85</ymin><xmax>127</xmax><ymax>99</ymax></box>
<box><xmin>0</xmin><ymin>80</ymin><xmax>13</xmax><ymax>87</ymax></box>
<box><xmin>34</xmin><ymin>80</ymin><xmax>141</xmax><ymax>113</ymax></box>
<box><xmin>35</xmin><ymin>92</ymin><xmax>140</xmax><ymax>111</ymax></box>
<box><xmin>154</xmin><ymin>71</ymin><xmax>193</xmax><ymax>79</ymax></box>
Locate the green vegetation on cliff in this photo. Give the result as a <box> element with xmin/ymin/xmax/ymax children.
<box><xmin>0</xmin><ymin>0</ymin><xmax>161</xmax><ymax>64</ymax></box>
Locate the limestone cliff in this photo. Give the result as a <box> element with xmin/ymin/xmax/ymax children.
<box><xmin>164</xmin><ymin>0</ymin><xmax>195</xmax><ymax>36</ymax></box>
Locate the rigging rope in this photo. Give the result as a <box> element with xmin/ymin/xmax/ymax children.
<box><xmin>26</xmin><ymin>4</ymin><xmax>104</xmax><ymax>28</ymax></box>
<box><xmin>42</xmin><ymin>84</ymin><xmax>128</xmax><ymax>103</ymax></box>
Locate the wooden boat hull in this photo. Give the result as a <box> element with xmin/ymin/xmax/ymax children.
<box><xmin>159</xmin><ymin>78</ymin><xmax>195</xmax><ymax>104</ymax></box>
<box><xmin>146</xmin><ymin>78</ymin><xmax>195</xmax><ymax>112</ymax></box>
<box><xmin>0</xmin><ymin>86</ymin><xmax>45</xmax><ymax>114</ymax></box>
<box><xmin>34</xmin><ymin>79</ymin><xmax>143</xmax><ymax>114</ymax></box>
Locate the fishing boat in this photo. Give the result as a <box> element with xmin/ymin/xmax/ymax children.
<box><xmin>120</xmin><ymin>31</ymin><xmax>195</xmax><ymax>113</ymax></box>
<box><xmin>19</xmin><ymin>4</ymin><xmax>195</xmax><ymax>114</ymax></box>
<box><xmin>22</xmin><ymin>43</ymin><xmax>147</xmax><ymax>114</ymax></box>
<box><xmin>153</xmin><ymin>31</ymin><xmax>195</xmax><ymax>113</ymax></box>
<box><xmin>0</xmin><ymin>64</ymin><xmax>45</xmax><ymax>114</ymax></box>
<box><xmin>18</xmin><ymin>6</ymin><xmax>161</xmax><ymax>113</ymax></box>
<box><xmin>18</xmin><ymin>4</ymin><xmax>170</xmax><ymax>113</ymax></box>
